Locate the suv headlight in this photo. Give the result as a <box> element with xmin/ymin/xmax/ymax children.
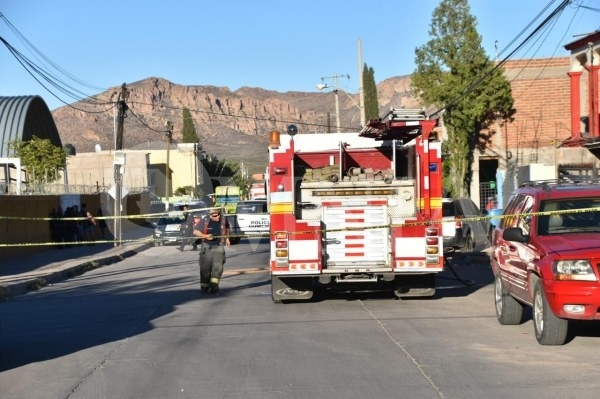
<box><xmin>553</xmin><ymin>260</ymin><xmax>597</xmax><ymax>281</ymax></box>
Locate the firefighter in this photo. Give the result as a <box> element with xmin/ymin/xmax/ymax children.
<box><xmin>193</xmin><ymin>208</ymin><xmax>230</xmax><ymax>294</ymax></box>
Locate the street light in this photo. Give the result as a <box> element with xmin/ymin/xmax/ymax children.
<box><xmin>317</xmin><ymin>74</ymin><xmax>349</xmax><ymax>133</ymax></box>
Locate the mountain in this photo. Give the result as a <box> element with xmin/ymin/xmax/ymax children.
<box><xmin>51</xmin><ymin>76</ymin><xmax>420</xmax><ymax>174</ymax></box>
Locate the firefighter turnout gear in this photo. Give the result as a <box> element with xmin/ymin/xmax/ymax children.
<box><xmin>194</xmin><ymin>209</ymin><xmax>230</xmax><ymax>294</ymax></box>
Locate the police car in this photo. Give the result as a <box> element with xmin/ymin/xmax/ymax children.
<box><xmin>233</xmin><ymin>200</ymin><xmax>269</xmax><ymax>238</ymax></box>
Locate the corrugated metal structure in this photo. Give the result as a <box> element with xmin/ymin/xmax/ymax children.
<box><xmin>0</xmin><ymin>95</ymin><xmax>62</xmax><ymax>194</ymax></box>
<box><xmin>0</xmin><ymin>95</ymin><xmax>62</xmax><ymax>157</ymax></box>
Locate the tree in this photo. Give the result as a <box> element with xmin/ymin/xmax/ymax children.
<box><xmin>411</xmin><ymin>0</ymin><xmax>514</xmax><ymax>197</ymax></box>
<box><xmin>362</xmin><ymin>63</ymin><xmax>380</xmax><ymax>121</ymax></box>
<box><xmin>181</xmin><ymin>107</ymin><xmax>198</xmax><ymax>143</ymax></box>
<box><xmin>9</xmin><ymin>136</ymin><xmax>67</xmax><ymax>184</ymax></box>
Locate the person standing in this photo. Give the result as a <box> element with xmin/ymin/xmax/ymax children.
<box><xmin>193</xmin><ymin>208</ymin><xmax>230</xmax><ymax>294</ymax></box>
<box><xmin>178</xmin><ymin>205</ymin><xmax>197</xmax><ymax>251</ymax></box>
<box><xmin>96</xmin><ymin>207</ymin><xmax>108</xmax><ymax>239</ymax></box>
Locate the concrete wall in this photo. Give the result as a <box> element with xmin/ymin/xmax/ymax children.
<box><xmin>64</xmin><ymin>148</ymin><xmax>213</xmax><ymax>198</ymax></box>
<box><xmin>0</xmin><ymin>192</ymin><xmax>148</xmax><ymax>261</ymax></box>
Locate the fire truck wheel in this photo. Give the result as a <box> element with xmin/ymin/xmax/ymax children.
<box><xmin>393</xmin><ymin>274</ymin><xmax>436</xmax><ymax>298</ymax></box>
<box><xmin>271</xmin><ymin>276</ymin><xmax>313</xmax><ymax>303</ymax></box>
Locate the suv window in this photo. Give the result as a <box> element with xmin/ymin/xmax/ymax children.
<box><xmin>442</xmin><ymin>201</ymin><xmax>456</xmax><ymax>217</ymax></box>
<box><xmin>538</xmin><ymin>198</ymin><xmax>600</xmax><ymax>234</ymax></box>
<box><xmin>500</xmin><ymin>194</ymin><xmax>531</xmax><ymax>230</ymax></box>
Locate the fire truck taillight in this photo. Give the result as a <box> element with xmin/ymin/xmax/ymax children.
<box><xmin>274</xmin><ymin>231</ymin><xmax>289</xmax><ymax>267</ymax></box>
<box><xmin>425</xmin><ymin>227</ymin><xmax>440</xmax><ymax>262</ymax></box>
<box><xmin>426</xmin><ymin>236</ymin><xmax>438</xmax><ymax>245</ymax></box>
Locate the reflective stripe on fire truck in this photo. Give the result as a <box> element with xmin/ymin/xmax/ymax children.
<box><xmin>271</xmin><ymin>234</ymin><xmax>320</xmax><ymax>273</ymax></box>
<box><xmin>420</xmin><ymin>197</ymin><xmax>443</xmax><ymax>209</ymax></box>
<box><xmin>270</xmin><ymin>202</ymin><xmax>294</xmax><ymax>214</ymax></box>
<box><xmin>323</xmin><ymin>203</ymin><xmax>388</xmax><ymax>267</ymax></box>
<box><xmin>322</xmin><ymin>199</ymin><xmax>388</xmax><ymax>206</ymax></box>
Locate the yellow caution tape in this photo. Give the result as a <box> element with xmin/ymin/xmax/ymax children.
<box><xmin>2</xmin><ymin>207</ymin><xmax>598</xmax><ymax>248</ymax></box>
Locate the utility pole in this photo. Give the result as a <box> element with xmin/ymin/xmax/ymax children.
<box><xmin>317</xmin><ymin>74</ymin><xmax>350</xmax><ymax>133</ymax></box>
<box><xmin>114</xmin><ymin>83</ymin><xmax>129</xmax><ymax>247</ymax></box>
<box><xmin>357</xmin><ymin>38</ymin><xmax>366</xmax><ymax>127</ymax></box>
<box><xmin>165</xmin><ymin>121</ymin><xmax>173</xmax><ymax>211</ymax></box>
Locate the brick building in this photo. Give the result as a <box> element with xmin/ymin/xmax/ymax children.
<box><xmin>472</xmin><ymin>31</ymin><xmax>600</xmax><ymax>209</ymax></box>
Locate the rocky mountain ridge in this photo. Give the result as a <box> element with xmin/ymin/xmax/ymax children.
<box><xmin>51</xmin><ymin>76</ymin><xmax>420</xmax><ymax>173</ymax></box>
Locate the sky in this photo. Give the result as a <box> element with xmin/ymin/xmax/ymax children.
<box><xmin>1</xmin><ymin>0</ymin><xmax>599</xmax><ymax>111</ymax></box>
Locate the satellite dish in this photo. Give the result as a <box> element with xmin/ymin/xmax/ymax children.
<box><xmin>95</xmin><ymin>144</ymin><xmax>102</xmax><ymax>153</ymax></box>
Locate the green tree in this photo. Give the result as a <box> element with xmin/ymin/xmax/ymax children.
<box><xmin>181</xmin><ymin>107</ymin><xmax>198</xmax><ymax>143</ymax></box>
<box><xmin>9</xmin><ymin>136</ymin><xmax>67</xmax><ymax>183</ymax></box>
<box><xmin>229</xmin><ymin>167</ymin><xmax>251</xmax><ymax>199</ymax></box>
<box><xmin>362</xmin><ymin>63</ymin><xmax>380</xmax><ymax>121</ymax></box>
<box><xmin>411</xmin><ymin>0</ymin><xmax>514</xmax><ymax>197</ymax></box>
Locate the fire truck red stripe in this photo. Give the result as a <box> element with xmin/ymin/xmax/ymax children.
<box><xmin>322</xmin><ymin>201</ymin><xmax>342</xmax><ymax>206</ymax></box>
<box><xmin>346</xmin><ymin>252</ymin><xmax>365</xmax><ymax>257</ymax></box>
<box><xmin>345</xmin><ymin>235</ymin><xmax>364</xmax><ymax>239</ymax></box>
<box><xmin>345</xmin><ymin>243</ymin><xmax>364</xmax><ymax>248</ymax></box>
<box><xmin>367</xmin><ymin>200</ymin><xmax>388</xmax><ymax>205</ymax></box>
<box><xmin>346</xmin><ymin>209</ymin><xmax>365</xmax><ymax>214</ymax></box>
<box><xmin>345</xmin><ymin>218</ymin><xmax>365</xmax><ymax>223</ymax></box>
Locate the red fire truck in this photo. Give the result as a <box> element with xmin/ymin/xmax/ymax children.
<box><xmin>267</xmin><ymin>108</ymin><xmax>443</xmax><ymax>302</ymax></box>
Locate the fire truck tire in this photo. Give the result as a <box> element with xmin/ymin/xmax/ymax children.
<box><xmin>271</xmin><ymin>276</ymin><xmax>313</xmax><ymax>303</ymax></box>
<box><xmin>393</xmin><ymin>274</ymin><xmax>436</xmax><ymax>298</ymax></box>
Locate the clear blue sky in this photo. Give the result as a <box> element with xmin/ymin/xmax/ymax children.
<box><xmin>1</xmin><ymin>0</ymin><xmax>598</xmax><ymax>111</ymax></box>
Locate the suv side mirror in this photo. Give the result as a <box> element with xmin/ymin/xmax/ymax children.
<box><xmin>503</xmin><ymin>227</ymin><xmax>529</xmax><ymax>243</ymax></box>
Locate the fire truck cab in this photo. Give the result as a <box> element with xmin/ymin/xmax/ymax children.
<box><xmin>267</xmin><ymin>108</ymin><xmax>443</xmax><ymax>302</ymax></box>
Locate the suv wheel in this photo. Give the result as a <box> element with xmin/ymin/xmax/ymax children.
<box><xmin>533</xmin><ymin>280</ymin><xmax>569</xmax><ymax>345</ymax></box>
<box><xmin>494</xmin><ymin>275</ymin><xmax>523</xmax><ymax>325</ymax></box>
<box><xmin>461</xmin><ymin>234</ymin><xmax>474</xmax><ymax>253</ymax></box>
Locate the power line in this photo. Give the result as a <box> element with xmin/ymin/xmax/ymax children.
<box><xmin>431</xmin><ymin>0</ymin><xmax>573</xmax><ymax>117</ymax></box>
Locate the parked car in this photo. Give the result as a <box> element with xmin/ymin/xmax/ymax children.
<box><xmin>152</xmin><ymin>212</ymin><xmax>186</xmax><ymax>246</ymax></box>
<box><xmin>442</xmin><ymin>197</ymin><xmax>491</xmax><ymax>253</ymax></box>
<box><xmin>491</xmin><ymin>179</ymin><xmax>600</xmax><ymax>345</ymax></box>
<box><xmin>236</xmin><ymin>200</ymin><xmax>269</xmax><ymax>235</ymax></box>
<box><xmin>228</xmin><ymin>200</ymin><xmax>269</xmax><ymax>243</ymax></box>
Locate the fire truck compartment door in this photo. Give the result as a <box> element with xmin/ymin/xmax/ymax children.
<box><xmin>323</xmin><ymin>204</ymin><xmax>388</xmax><ymax>267</ymax></box>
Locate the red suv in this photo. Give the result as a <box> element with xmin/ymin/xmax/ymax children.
<box><xmin>491</xmin><ymin>180</ymin><xmax>600</xmax><ymax>345</ymax></box>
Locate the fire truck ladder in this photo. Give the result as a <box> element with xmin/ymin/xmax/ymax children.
<box><xmin>384</xmin><ymin>108</ymin><xmax>426</xmax><ymax>121</ymax></box>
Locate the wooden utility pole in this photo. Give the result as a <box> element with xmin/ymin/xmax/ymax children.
<box><xmin>114</xmin><ymin>83</ymin><xmax>129</xmax><ymax>246</ymax></box>
<box><xmin>165</xmin><ymin>121</ymin><xmax>173</xmax><ymax>211</ymax></box>
<box><xmin>116</xmin><ymin>83</ymin><xmax>128</xmax><ymax>151</ymax></box>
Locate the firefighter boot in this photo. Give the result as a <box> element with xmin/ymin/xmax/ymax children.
<box><xmin>200</xmin><ymin>283</ymin><xmax>210</xmax><ymax>295</ymax></box>
<box><xmin>209</xmin><ymin>280</ymin><xmax>219</xmax><ymax>295</ymax></box>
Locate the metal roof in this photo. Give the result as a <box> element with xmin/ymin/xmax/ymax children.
<box><xmin>0</xmin><ymin>95</ymin><xmax>62</xmax><ymax>158</ymax></box>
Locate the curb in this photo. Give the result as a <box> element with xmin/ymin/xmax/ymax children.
<box><xmin>0</xmin><ymin>241</ymin><xmax>154</xmax><ymax>300</ymax></box>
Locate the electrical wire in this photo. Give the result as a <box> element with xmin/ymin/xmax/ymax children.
<box><xmin>0</xmin><ymin>12</ymin><xmax>104</xmax><ymax>92</ymax></box>
<box><xmin>431</xmin><ymin>0</ymin><xmax>573</xmax><ymax>117</ymax></box>
<box><xmin>0</xmin><ymin>36</ymin><xmax>115</xmax><ymax>113</ymax></box>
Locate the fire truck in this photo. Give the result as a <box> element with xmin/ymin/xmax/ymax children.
<box><xmin>267</xmin><ymin>108</ymin><xmax>444</xmax><ymax>302</ymax></box>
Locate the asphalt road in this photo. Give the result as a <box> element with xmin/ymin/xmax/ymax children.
<box><xmin>1</xmin><ymin>240</ymin><xmax>599</xmax><ymax>399</ymax></box>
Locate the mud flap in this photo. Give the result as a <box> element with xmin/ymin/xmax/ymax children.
<box><xmin>393</xmin><ymin>273</ymin><xmax>436</xmax><ymax>298</ymax></box>
<box><xmin>271</xmin><ymin>275</ymin><xmax>314</xmax><ymax>303</ymax></box>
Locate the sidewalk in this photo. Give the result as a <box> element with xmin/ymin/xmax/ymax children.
<box><xmin>0</xmin><ymin>226</ymin><xmax>155</xmax><ymax>299</ymax></box>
